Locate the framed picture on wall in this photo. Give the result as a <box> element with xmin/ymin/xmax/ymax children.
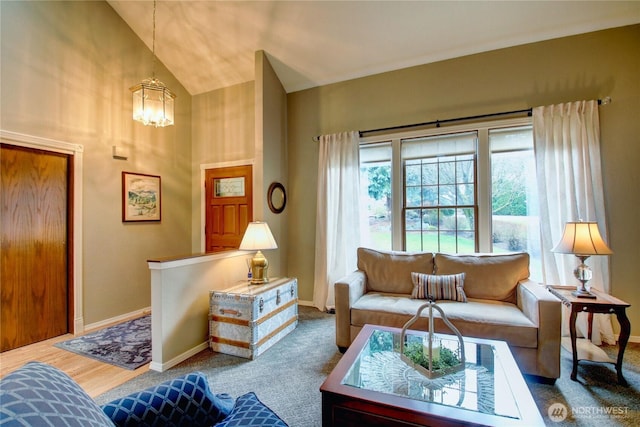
<box><xmin>122</xmin><ymin>172</ymin><xmax>161</xmax><ymax>222</ymax></box>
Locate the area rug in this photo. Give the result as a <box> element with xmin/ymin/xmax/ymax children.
<box><xmin>55</xmin><ymin>315</ymin><xmax>151</xmax><ymax>370</ymax></box>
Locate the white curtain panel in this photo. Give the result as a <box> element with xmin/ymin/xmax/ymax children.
<box><xmin>313</xmin><ymin>131</ymin><xmax>361</xmax><ymax>311</ymax></box>
<box><xmin>533</xmin><ymin>100</ymin><xmax>615</xmax><ymax>345</ymax></box>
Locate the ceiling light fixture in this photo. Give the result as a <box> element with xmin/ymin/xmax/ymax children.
<box><xmin>130</xmin><ymin>0</ymin><xmax>175</xmax><ymax>127</ymax></box>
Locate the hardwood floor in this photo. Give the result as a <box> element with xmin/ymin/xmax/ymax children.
<box><xmin>0</xmin><ymin>317</ymin><xmax>149</xmax><ymax>398</ymax></box>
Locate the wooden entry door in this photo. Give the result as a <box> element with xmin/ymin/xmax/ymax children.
<box><xmin>205</xmin><ymin>165</ymin><xmax>253</xmax><ymax>252</ymax></box>
<box><xmin>1</xmin><ymin>144</ymin><xmax>71</xmax><ymax>351</ymax></box>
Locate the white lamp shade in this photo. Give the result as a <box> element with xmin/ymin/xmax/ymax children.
<box><xmin>239</xmin><ymin>221</ymin><xmax>278</xmax><ymax>251</ymax></box>
<box><xmin>552</xmin><ymin>221</ymin><xmax>612</xmax><ymax>255</ymax></box>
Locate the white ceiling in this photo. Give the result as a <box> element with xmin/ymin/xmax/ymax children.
<box><xmin>107</xmin><ymin>1</ymin><xmax>640</xmax><ymax>96</ymax></box>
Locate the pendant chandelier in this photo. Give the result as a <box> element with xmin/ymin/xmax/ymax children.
<box><xmin>130</xmin><ymin>0</ymin><xmax>175</xmax><ymax>127</ymax></box>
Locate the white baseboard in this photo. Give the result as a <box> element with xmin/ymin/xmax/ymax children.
<box><xmin>148</xmin><ymin>300</ymin><xmax>317</xmax><ymax>372</ymax></box>
<box><xmin>83</xmin><ymin>307</ymin><xmax>151</xmax><ymax>333</ymax></box>
<box><xmin>150</xmin><ymin>341</ymin><xmax>209</xmax><ymax>372</ymax></box>
<box><xmin>619</xmin><ymin>334</ymin><xmax>640</xmax><ymax>344</ymax></box>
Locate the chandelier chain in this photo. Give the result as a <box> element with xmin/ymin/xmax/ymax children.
<box><xmin>152</xmin><ymin>0</ymin><xmax>157</xmax><ymax>78</ymax></box>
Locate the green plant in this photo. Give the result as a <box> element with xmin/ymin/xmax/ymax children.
<box><xmin>403</xmin><ymin>341</ymin><xmax>460</xmax><ymax>371</ymax></box>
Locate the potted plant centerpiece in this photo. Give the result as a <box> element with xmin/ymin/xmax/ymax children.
<box><xmin>399</xmin><ymin>297</ymin><xmax>465</xmax><ymax>379</ymax></box>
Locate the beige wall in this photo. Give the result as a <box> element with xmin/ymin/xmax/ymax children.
<box><xmin>287</xmin><ymin>25</ymin><xmax>640</xmax><ymax>332</ymax></box>
<box><xmin>189</xmin><ymin>52</ymin><xmax>288</xmax><ymax>279</ymax></box>
<box><xmin>255</xmin><ymin>51</ymin><xmax>289</xmax><ymax>278</ymax></box>
<box><xmin>190</xmin><ymin>81</ymin><xmax>255</xmax><ymax>252</ymax></box>
<box><xmin>1</xmin><ymin>1</ymin><xmax>192</xmax><ymax>325</ymax></box>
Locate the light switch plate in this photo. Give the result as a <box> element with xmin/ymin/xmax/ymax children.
<box><xmin>112</xmin><ymin>146</ymin><xmax>129</xmax><ymax>160</ymax></box>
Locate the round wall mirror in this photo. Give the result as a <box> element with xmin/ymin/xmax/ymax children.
<box><xmin>268</xmin><ymin>182</ymin><xmax>287</xmax><ymax>214</ymax></box>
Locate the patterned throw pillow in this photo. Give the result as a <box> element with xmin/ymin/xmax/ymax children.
<box><xmin>101</xmin><ymin>371</ymin><xmax>233</xmax><ymax>427</ymax></box>
<box><xmin>411</xmin><ymin>272</ymin><xmax>467</xmax><ymax>302</ymax></box>
<box><xmin>216</xmin><ymin>392</ymin><xmax>288</xmax><ymax>427</ymax></box>
<box><xmin>0</xmin><ymin>361</ymin><xmax>115</xmax><ymax>427</ymax></box>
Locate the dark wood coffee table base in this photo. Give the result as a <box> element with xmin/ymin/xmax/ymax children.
<box><xmin>321</xmin><ymin>324</ymin><xmax>545</xmax><ymax>427</ymax></box>
<box><xmin>323</xmin><ymin>392</ymin><xmax>471</xmax><ymax>427</ymax></box>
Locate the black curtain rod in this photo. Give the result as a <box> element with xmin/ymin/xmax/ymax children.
<box><xmin>313</xmin><ymin>98</ymin><xmax>609</xmax><ymax>141</ymax></box>
<box><xmin>359</xmin><ymin>108</ymin><xmax>532</xmax><ymax>137</ymax></box>
<box><xmin>359</xmin><ymin>98</ymin><xmax>608</xmax><ymax>137</ymax></box>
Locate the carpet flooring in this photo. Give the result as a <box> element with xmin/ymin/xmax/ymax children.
<box><xmin>95</xmin><ymin>307</ymin><xmax>639</xmax><ymax>426</ymax></box>
<box><xmin>55</xmin><ymin>315</ymin><xmax>151</xmax><ymax>370</ymax></box>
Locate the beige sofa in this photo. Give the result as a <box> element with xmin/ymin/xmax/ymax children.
<box><xmin>335</xmin><ymin>247</ymin><xmax>562</xmax><ymax>381</ymax></box>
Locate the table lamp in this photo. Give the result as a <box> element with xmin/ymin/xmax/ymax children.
<box><xmin>552</xmin><ymin>221</ymin><xmax>612</xmax><ymax>298</ymax></box>
<box><xmin>239</xmin><ymin>221</ymin><xmax>278</xmax><ymax>284</ymax></box>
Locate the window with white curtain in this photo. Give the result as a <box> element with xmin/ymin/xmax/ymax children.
<box><xmin>359</xmin><ymin>118</ymin><xmax>542</xmax><ymax>281</ymax></box>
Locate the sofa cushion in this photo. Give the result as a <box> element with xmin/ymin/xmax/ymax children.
<box><xmin>411</xmin><ymin>272</ymin><xmax>467</xmax><ymax>302</ymax></box>
<box><xmin>358</xmin><ymin>247</ymin><xmax>434</xmax><ymax>294</ymax></box>
<box><xmin>216</xmin><ymin>392</ymin><xmax>288</xmax><ymax>427</ymax></box>
<box><xmin>0</xmin><ymin>361</ymin><xmax>115</xmax><ymax>427</ymax></box>
<box><xmin>434</xmin><ymin>253</ymin><xmax>529</xmax><ymax>304</ymax></box>
<box><xmin>101</xmin><ymin>371</ymin><xmax>233</xmax><ymax>427</ymax></box>
<box><xmin>351</xmin><ymin>292</ymin><xmax>537</xmax><ymax>348</ymax></box>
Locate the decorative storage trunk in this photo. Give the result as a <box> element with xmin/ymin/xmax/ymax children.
<box><xmin>209</xmin><ymin>277</ymin><xmax>298</xmax><ymax>359</ymax></box>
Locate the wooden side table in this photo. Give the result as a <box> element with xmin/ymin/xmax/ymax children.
<box><xmin>547</xmin><ymin>286</ymin><xmax>631</xmax><ymax>385</ymax></box>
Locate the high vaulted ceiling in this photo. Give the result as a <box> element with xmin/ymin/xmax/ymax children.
<box><xmin>107</xmin><ymin>1</ymin><xmax>640</xmax><ymax>95</ymax></box>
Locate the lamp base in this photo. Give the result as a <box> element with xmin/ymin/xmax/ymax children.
<box><xmin>571</xmin><ymin>289</ymin><xmax>597</xmax><ymax>299</ymax></box>
<box><xmin>249</xmin><ymin>277</ymin><xmax>270</xmax><ymax>285</ymax></box>
<box><xmin>248</xmin><ymin>250</ymin><xmax>269</xmax><ymax>285</ymax></box>
<box><xmin>571</xmin><ymin>258</ymin><xmax>597</xmax><ymax>298</ymax></box>
<box><xmin>572</xmin><ymin>279</ymin><xmax>597</xmax><ymax>299</ymax></box>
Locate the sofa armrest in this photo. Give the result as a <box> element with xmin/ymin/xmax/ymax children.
<box><xmin>517</xmin><ymin>279</ymin><xmax>562</xmax><ymax>379</ymax></box>
<box><xmin>334</xmin><ymin>270</ymin><xmax>367</xmax><ymax>349</ymax></box>
<box><xmin>517</xmin><ymin>279</ymin><xmax>559</xmax><ymax>324</ymax></box>
<box><xmin>101</xmin><ymin>371</ymin><xmax>234</xmax><ymax>427</ymax></box>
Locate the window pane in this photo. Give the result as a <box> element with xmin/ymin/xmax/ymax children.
<box><xmin>422</xmin><ymin>162</ymin><xmax>438</xmax><ymax>185</ymax></box>
<box><xmin>457</xmin><ymin>183</ymin><xmax>474</xmax><ymax>205</ymax></box>
<box><xmin>360</xmin><ymin>143</ymin><xmax>392</xmax><ymax>251</ymax></box>
<box><xmin>490</xmin><ymin>126</ymin><xmax>542</xmax><ymax>281</ymax></box>
<box><xmin>422</xmin><ymin>232</ymin><xmax>439</xmax><ymax>252</ymax></box>
<box><xmin>439</xmin><ymin>209</ymin><xmax>456</xmax><ymax>231</ymax></box>
<box><xmin>406</xmin><ymin>186</ymin><xmax>421</xmax><ymax>208</ymax></box>
<box><xmin>422</xmin><ymin>208</ymin><xmax>438</xmax><ymax>229</ymax></box>
<box><xmin>405</xmin><ymin>162</ymin><xmax>421</xmax><ymax>185</ymax></box>
<box><xmin>401</xmin><ymin>132</ymin><xmax>478</xmax><ymax>254</ymax></box>
<box><xmin>457</xmin><ymin>158</ymin><xmax>474</xmax><ymax>183</ymax></box>
<box><xmin>458</xmin><ymin>208</ymin><xmax>474</xmax><ymax>231</ymax></box>
<box><xmin>439</xmin><ymin>234</ymin><xmax>458</xmax><ymax>253</ymax></box>
<box><xmin>422</xmin><ymin>186</ymin><xmax>437</xmax><ymax>206</ymax></box>
<box><xmin>457</xmin><ymin>231</ymin><xmax>476</xmax><ymax>253</ymax></box>
<box><xmin>439</xmin><ymin>161</ymin><xmax>455</xmax><ymax>184</ymax></box>
<box><xmin>405</xmin><ymin>209</ymin><xmax>421</xmax><ymax>231</ymax></box>
<box><xmin>405</xmin><ymin>231</ymin><xmax>422</xmax><ymax>252</ymax></box>
<box><xmin>439</xmin><ymin>185</ymin><xmax>456</xmax><ymax>205</ymax></box>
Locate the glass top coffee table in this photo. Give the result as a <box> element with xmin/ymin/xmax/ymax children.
<box><xmin>320</xmin><ymin>324</ymin><xmax>544</xmax><ymax>426</ymax></box>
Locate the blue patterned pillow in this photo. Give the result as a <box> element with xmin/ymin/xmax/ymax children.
<box><xmin>216</xmin><ymin>392</ymin><xmax>288</xmax><ymax>427</ymax></box>
<box><xmin>411</xmin><ymin>272</ymin><xmax>467</xmax><ymax>302</ymax></box>
<box><xmin>101</xmin><ymin>371</ymin><xmax>233</xmax><ymax>427</ymax></box>
<box><xmin>0</xmin><ymin>361</ymin><xmax>115</xmax><ymax>427</ymax></box>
